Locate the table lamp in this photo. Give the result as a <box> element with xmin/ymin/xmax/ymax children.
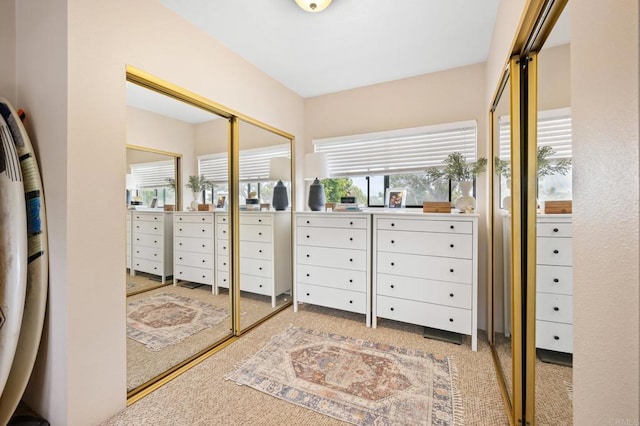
<box><xmin>304</xmin><ymin>152</ymin><xmax>329</xmax><ymax>211</ymax></box>
<box><xmin>269</xmin><ymin>157</ymin><xmax>291</xmax><ymax>211</ymax></box>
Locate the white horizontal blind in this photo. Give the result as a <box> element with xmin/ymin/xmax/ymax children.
<box><xmin>499</xmin><ymin>107</ymin><xmax>572</xmax><ymax>159</ymax></box>
<box><xmin>130</xmin><ymin>160</ymin><xmax>175</xmax><ymax>188</ymax></box>
<box><xmin>198</xmin><ymin>143</ymin><xmax>290</xmax><ymax>183</ymax></box>
<box><xmin>313</xmin><ymin>121</ymin><xmax>477</xmax><ymax>177</ymax></box>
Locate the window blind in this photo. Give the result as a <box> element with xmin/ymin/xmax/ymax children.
<box><xmin>130</xmin><ymin>160</ymin><xmax>175</xmax><ymax>188</ymax></box>
<box><xmin>312</xmin><ymin>121</ymin><xmax>477</xmax><ymax>177</ymax></box>
<box><xmin>198</xmin><ymin>143</ymin><xmax>290</xmax><ymax>183</ymax></box>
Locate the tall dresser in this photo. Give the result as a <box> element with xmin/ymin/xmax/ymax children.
<box><xmin>294</xmin><ymin>213</ymin><xmax>372</xmax><ymax>326</ymax></box>
<box><xmin>216</xmin><ymin>212</ymin><xmax>292</xmax><ymax>306</ymax></box>
<box><xmin>173</xmin><ymin>212</ymin><xmax>215</xmax><ymax>292</ymax></box>
<box><xmin>130</xmin><ymin>211</ymin><xmax>173</xmax><ymax>283</ymax></box>
<box><xmin>535</xmin><ymin>215</ymin><xmax>573</xmax><ymax>354</ymax></box>
<box><xmin>372</xmin><ymin>213</ymin><xmax>478</xmax><ymax>351</ymax></box>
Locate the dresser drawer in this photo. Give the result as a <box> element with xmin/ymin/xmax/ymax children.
<box><xmin>132</xmin><ymin>258</ymin><xmax>163</xmax><ymax>275</ymax></box>
<box><xmin>133</xmin><ymin>221</ymin><xmax>163</xmax><ymax>235</ymax></box>
<box><xmin>217</xmin><ymin>223</ymin><xmax>229</xmax><ymax>239</ymax></box>
<box><xmin>377</xmin><ymin>251</ymin><xmax>472</xmax><ymax>284</ymax></box>
<box><xmin>176</xmin><ymin>236</ymin><xmax>214</xmax><ymax>254</ymax></box>
<box><xmin>298</xmin><ymin>226</ymin><xmax>367</xmax><ymax>250</ymax></box>
<box><xmin>376</xmin><ymin>273</ymin><xmax>471</xmax><ymax>309</ymax></box>
<box><xmin>217</xmin><ymin>255</ymin><xmax>229</xmax><ymax>272</ymax></box>
<box><xmin>240</xmin><ymin>224</ymin><xmax>272</xmax><ymax>243</ymax></box>
<box><xmin>297</xmin><ymin>246</ymin><xmax>367</xmax><ymax>271</ymax></box>
<box><xmin>376</xmin><ymin>296</ymin><xmax>471</xmax><ymax>334</ymax></box>
<box><xmin>377</xmin><ymin>230</ymin><xmax>472</xmax><ymax>259</ymax></box>
<box><xmin>536</xmin><ymin>320</ymin><xmax>573</xmax><ymax>353</ymax></box>
<box><xmin>297</xmin><ymin>264</ymin><xmax>367</xmax><ymax>293</ymax></box>
<box><xmin>174</xmin><ymin>222</ymin><xmax>213</xmax><ymax>239</ymax></box>
<box><xmin>537</xmin><ymin>265</ymin><xmax>573</xmax><ymax>295</ymax></box>
<box><xmin>537</xmin><ymin>222</ymin><xmax>572</xmax><ymax>238</ymax></box>
<box><xmin>175</xmin><ymin>251</ymin><xmax>214</xmax><ymax>269</ymax></box>
<box><xmin>133</xmin><ymin>245</ymin><xmax>162</xmax><ymax>262</ymax></box>
<box><xmin>537</xmin><ymin>237</ymin><xmax>572</xmax><ymax>266</ymax></box>
<box><xmin>216</xmin><ymin>215</ymin><xmax>228</xmax><ymax>224</ymax></box>
<box><xmin>376</xmin><ymin>218</ymin><xmax>473</xmax><ymax>234</ymax></box>
<box><xmin>536</xmin><ymin>293</ymin><xmax>573</xmax><ymax>324</ymax></box>
<box><xmin>133</xmin><ymin>233</ymin><xmax>163</xmax><ymax>248</ymax></box>
<box><xmin>217</xmin><ymin>239</ymin><xmax>229</xmax><ymax>255</ymax></box>
<box><xmin>175</xmin><ymin>265</ymin><xmax>213</xmax><ymax>284</ymax></box>
<box><xmin>297</xmin><ymin>215</ymin><xmax>367</xmax><ymax>229</ymax></box>
<box><xmin>241</xmin><ymin>215</ymin><xmax>272</xmax><ymax>226</ymax></box>
<box><xmin>240</xmin><ymin>241</ymin><xmax>272</xmax><ymax>260</ymax></box>
<box><xmin>297</xmin><ymin>283</ymin><xmax>366</xmax><ymax>314</ymax></box>
<box><xmin>240</xmin><ymin>274</ymin><xmax>272</xmax><ymax>296</ymax></box>
<box><xmin>217</xmin><ymin>271</ymin><xmax>229</xmax><ymax>289</ymax></box>
<box><xmin>175</xmin><ymin>213</ymin><xmax>213</xmax><ymax>224</ymax></box>
<box><xmin>241</xmin><ymin>258</ymin><xmax>272</xmax><ymax>278</ymax></box>
<box><xmin>132</xmin><ymin>213</ymin><xmax>164</xmax><ymax>222</ymax></box>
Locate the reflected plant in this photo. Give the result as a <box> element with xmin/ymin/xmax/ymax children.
<box><xmin>425</xmin><ymin>152</ymin><xmax>487</xmax><ymax>182</ymax></box>
<box><xmin>537</xmin><ymin>146</ymin><xmax>572</xmax><ymax>178</ymax></box>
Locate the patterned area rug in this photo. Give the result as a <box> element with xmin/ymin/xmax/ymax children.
<box><xmin>225</xmin><ymin>325</ymin><xmax>463</xmax><ymax>425</ymax></box>
<box><xmin>127</xmin><ymin>293</ymin><xmax>228</xmax><ymax>351</ymax></box>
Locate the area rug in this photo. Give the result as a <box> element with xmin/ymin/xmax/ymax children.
<box><xmin>225</xmin><ymin>325</ymin><xmax>463</xmax><ymax>425</ymax></box>
<box><xmin>127</xmin><ymin>293</ymin><xmax>228</xmax><ymax>351</ymax></box>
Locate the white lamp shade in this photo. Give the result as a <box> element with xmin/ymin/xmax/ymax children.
<box><xmin>126</xmin><ymin>173</ymin><xmax>137</xmax><ymax>190</ymax></box>
<box><xmin>269</xmin><ymin>157</ymin><xmax>291</xmax><ymax>181</ymax></box>
<box><xmin>294</xmin><ymin>0</ymin><xmax>332</xmax><ymax>13</ymax></box>
<box><xmin>304</xmin><ymin>152</ymin><xmax>329</xmax><ymax>180</ymax></box>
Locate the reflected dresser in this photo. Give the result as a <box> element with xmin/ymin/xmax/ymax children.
<box><xmin>130</xmin><ymin>211</ymin><xmax>173</xmax><ymax>283</ymax></box>
<box><xmin>173</xmin><ymin>212</ymin><xmax>215</xmax><ymax>292</ymax></box>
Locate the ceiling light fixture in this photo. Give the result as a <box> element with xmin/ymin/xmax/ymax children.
<box><xmin>295</xmin><ymin>0</ymin><xmax>333</xmax><ymax>13</ymax></box>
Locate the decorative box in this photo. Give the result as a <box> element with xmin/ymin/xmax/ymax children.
<box><xmin>197</xmin><ymin>204</ymin><xmax>215</xmax><ymax>211</ymax></box>
<box><xmin>544</xmin><ymin>200</ymin><xmax>572</xmax><ymax>214</ymax></box>
<box><xmin>423</xmin><ymin>202</ymin><xmax>452</xmax><ymax>213</ymax></box>
<box><xmin>163</xmin><ymin>204</ymin><xmax>175</xmax><ymax>211</ymax></box>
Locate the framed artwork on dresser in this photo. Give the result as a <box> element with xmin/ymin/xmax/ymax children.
<box><xmin>385</xmin><ymin>188</ymin><xmax>407</xmax><ymax>208</ymax></box>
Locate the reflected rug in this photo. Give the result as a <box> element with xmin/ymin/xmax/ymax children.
<box><xmin>127</xmin><ymin>293</ymin><xmax>228</xmax><ymax>351</ymax></box>
<box><xmin>225</xmin><ymin>325</ymin><xmax>463</xmax><ymax>425</ymax></box>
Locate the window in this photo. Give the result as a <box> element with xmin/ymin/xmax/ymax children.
<box><xmin>314</xmin><ymin>121</ymin><xmax>477</xmax><ymax>207</ymax></box>
<box><xmin>129</xmin><ymin>160</ymin><xmax>176</xmax><ymax>207</ymax></box>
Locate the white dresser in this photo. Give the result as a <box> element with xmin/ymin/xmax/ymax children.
<box><xmin>216</xmin><ymin>212</ymin><xmax>292</xmax><ymax>306</ymax></box>
<box><xmin>173</xmin><ymin>212</ymin><xmax>215</xmax><ymax>292</ymax></box>
<box><xmin>126</xmin><ymin>211</ymin><xmax>132</xmax><ymax>270</ymax></box>
<box><xmin>372</xmin><ymin>213</ymin><xmax>478</xmax><ymax>351</ymax></box>
<box><xmin>294</xmin><ymin>212</ymin><xmax>372</xmax><ymax>326</ymax></box>
<box><xmin>131</xmin><ymin>211</ymin><xmax>173</xmax><ymax>283</ymax></box>
<box><xmin>535</xmin><ymin>215</ymin><xmax>573</xmax><ymax>353</ymax></box>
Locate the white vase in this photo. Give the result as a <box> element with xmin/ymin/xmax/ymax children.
<box><xmin>503</xmin><ymin>178</ymin><xmax>511</xmax><ymax>211</ymax></box>
<box><xmin>190</xmin><ymin>191</ymin><xmax>201</xmax><ymax>210</ymax></box>
<box><xmin>454</xmin><ymin>181</ymin><xmax>476</xmax><ymax>212</ymax></box>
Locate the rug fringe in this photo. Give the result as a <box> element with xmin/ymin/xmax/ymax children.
<box><xmin>448</xmin><ymin>356</ymin><xmax>465</xmax><ymax>426</ymax></box>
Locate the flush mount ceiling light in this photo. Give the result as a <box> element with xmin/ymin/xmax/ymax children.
<box><xmin>295</xmin><ymin>0</ymin><xmax>333</xmax><ymax>13</ymax></box>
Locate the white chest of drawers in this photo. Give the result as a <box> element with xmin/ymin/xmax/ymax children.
<box><xmin>535</xmin><ymin>215</ymin><xmax>573</xmax><ymax>353</ymax></box>
<box><xmin>126</xmin><ymin>211</ymin><xmax>132</xmax><ymax>270</ymax></box>
<box><xmin>216</xmin><ymin>212</ymin><xmax>292</xmax><ymax>306</ymax></box>
<box><xmin>373</xmin><ymin>213</ymin><xmax>478</xmax><ymax>351</ymax></box>
<box><xmin>294</xmin><ymin>213</ymin><xmax>372</xmax><ymax>326</ymax></box>
<box><xmin>173</xmin><ymin>212</ymin><xmax>216</xmax><ymax>292</ymax></box>
<box><xmin>130</xmin><ymin>211</ymin><xmax>173</xmax><ymax>283</ymax></box>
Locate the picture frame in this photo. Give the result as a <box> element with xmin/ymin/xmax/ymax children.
<box><xmin>215</xmin><ymin>195</ymin><xmax>227</xmax><ymax>209</ymax></box>
<box><xmin>150</xmin><ymin>198</ymin><xmax>157</xmax><ymax>208</ymax></box>
<box><xmin>385</xmin><ymin>188</ymin><xmax>407</xmax><ymax>208</ymax></box>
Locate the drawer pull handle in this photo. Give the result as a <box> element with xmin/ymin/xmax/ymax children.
<box><xmin>391</xmin><ymin>223</ymin><xmax>395</xmax><ymax>227</ymax></box>
<box><xmin>349</xmin><ymin>221</ymin><xmax>353</xmax><ymax>225</ymax></box>
<box><xmin>136</xmin><ymin>238</ymin><xmax>140</xmax><ymax>241</ymax></box>
<box><xmin>553</xmin><ymin>228</ymin><xmax>559</xmax><ymax>232</ymax></box>
<box><xmin>349</xmin><ymin>300</ymin><xmax>353</xmax><ymax>304</ymax></box>
<box><xmin>136</xmin><ymin>251</ymin><xmax>139</xmax><ymax>254</ymax></box>
<box><xmin>449</xmin><ymin>269</ymin><xmax>454</xmax><ymax>273</ymax></box>
<box><xmin>179</xmin><ymin>217</ymin><xmax>182</xmax><ymax>221</ymax></box>
<box><xmin>179</xmin><ymin>228</ymin><xmax>183</xmax><ymax>232</ymax></box>
<box><xmin>179</xmin><ymin>272</ymin><xmax>183</xmax><ymax>274</ymax></box>
<box><xmin>391</xmin><ymin>240</ymin><xmax>395</xmax><ymax>244</ymax></box>
<box><xmin>450</xmin><ymin>244</ymin><xmax>454</xmax><ymax>248</ymax></box>
<box><xmin>349</xmin><ymin>237</ymin><xmax>353</xmax><ymax>241</ymax></box>
<box><xmin>154</xmin><ymin>217</ymin><xmax>157</xmax><ymax>220</ymax></box>
<box><xmin>553</xmin><ymin>249</ymin><xmax>559</xmax><ymax>254</ymax></box>
<box><xmin>258</xmin><ymin>232</ymin><xmax>262</xmax><ymax>236</ymax></box>
<box><xmin>259</xmin><ymin>284</ymin><xmax>263</xmax><ymax>288</ymax></box>
<box><xmin>179</xmin><ymin>257</ymin><xmax>182</xmax><ymax>260</ymax></box>
<box><xmin>202</xmin><ymin>218</ymin><xmax>205</xmax><ymax>221</ymax></box>
<box><xmin>306</xmin><ymin>254</ymin><xmax>310</xmax><ymax>258</ymax></box>
<box><xmin>306</xmin><ymin>293</ymin><xmax>310</xmax><ymax>296</ymax></box>
<box><xmin>202</xmin><ymin>260</ymin><xmax>206</xmax><ymax>263</ymax></box>
<box><xmin>136</xmin><ymin>225</ymin><xmax>140</xmax><ymax>229</ymax></box>
<box><xmin>258</xmin><ymin>219</ymin><xmax>262</xmax><ymax>223</ymax></box>
<box><xmin>153</xmin><ymin>227</ymin><xmax>157</xmax><ymax>230</ymax></box>
<box><xmin>390</xmin><ymin>307</ymin><xmax>394</xmax><ymax>311</ymax></box>
<box><xmin>450</xmin><ymin>225</ymin><xmax>454</xmax><ymax>229</ymax></box>
<box><xmin>306</xmin><ymin>220</ymin><xmax>310</xmax><ymax>224</ymax></box>
<box><xmin>202</xmin><ymin>275</ymin><xmax>206</xmax><ymax>278</ymax></box>
<box><xmin>306</xmin><ymin>235</ymin><xmax>310</xmax><ymax>239</ymax></box>
<box><xmin>449</xmin><ymin>318</ymin><xmax>454</xmax><ymax>322</ymax></box>
<box><xmin>223</xmin><ymin>263</ymin><xmax>227</xmax><ymax>266</ymax></box>
<box><xmin>349</xmin><ymin>258</ymin><xmax>353</xmax><ymax>262</ymax></box>
<box><xmin>259</xmin><ymin>250</ymin><xmax>263</xmax><ymax>253</ymax></box>
<box><xmin>390</xmin><ymin>284</ymin><xmax>395</xmax><ymax>289</ymax></box>
<box><xmin>179</xmin><ymin>243</ymin><xmax>183</xmax><ymax>246</ymax></box>
<box><xmin>449</xmin><ymin>293</ymin><xmax>454</xmax><ymax>297</ymax></box>
<box><xmin>306</xmin><ymin>273</ymin><xmax>310</xmax><ymax>277</ymax></box>
<box><xmin>154</xmin><ymin>254</ymin><xmax>157</xmax><ymax>257</ymax></box>
<box><xmin>202</xmin><ymin>244</ymin><xmax>206</xmax><ymax>248</ymax></box>
<box><xmin>349</xmin><ymin>279</ymin><xmax>353</xmax><ymax>283</ymax></box>
<box><xmin>553</xmin><ymin>278</ymin><xmax>559</xmax><ymax>283</ymax></box>
<box><xmin>154</xmin><ymin>240</ymin><xmax>157</xmax><ymax>244</ymax></box>
<box><xmin>553</xmin><ymin>307</ymin><xmax>559</xmax><ymax>312</ymax></box>
<box><xmin>223</xmin><ymin>246</ymin><xmax>227</xmax><ymax>250</ymax></box>
<box><xmin>259</xmin><ymin>267</ymin><xmax>263</xmax><ymax>270</ymax></box>
<box><xmin>554</xmin><ymin>335</ymin><xmax>560</xmax><ymax>340</ymax></box>
<box><xmin>391</xmin><ymin>262</ymin><xmax>395</xmax><ymax>266</ymax></box>
<box><xmin>202</xmin><ymin>229</ymin><xmax>205</xmax><ymax>232</ymax></box>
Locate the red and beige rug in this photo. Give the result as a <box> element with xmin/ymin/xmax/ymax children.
<box><xmin>225</xmin><ymin>325</ymin><xmax>463</xmax><ymax>425</ymax></box>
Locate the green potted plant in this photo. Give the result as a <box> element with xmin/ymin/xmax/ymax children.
<box><xmin>425</xmin><ymin>152</ymin><xmax>487</xmax><ymax>211</ymax></box>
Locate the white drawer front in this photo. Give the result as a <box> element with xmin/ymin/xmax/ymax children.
<box><xmin>174</xmin><ymin>222</ymin><xmax>213</xmax><ymax>239</ymax></box>
<box><xmin>376</xmin><ymin>295</ymin><xmax>471</xmax><ymax>335</ymax></box>
<box><xmin>175</xmin><ymin>236</ymin><xmax>214</xmax><ymax>254</ymax></box>
<box><xmin>536</xmin><ymin>293</ymin><xmax>572</xmax><ymax>324</ymax></box>
<box><xmin>133</xmin><ymin>221</ymin><xmax>163</xmax><ymax>235</ymax></box>
<box><xmin>297</xmin><ymin>264</ymin><xmax>367</xmax><ymax>293</ymax></box>
<box><xmin>297</xmin><ymin>283</ymin><xmax>366</xmax><ymax>314</ymax></box>
<box><xmin>241</xmin><ymin>215</ymin><xmax>272</xmax><ymax>226</ymax></box>
<box><xmin>217</xmin><ymin>239</ymin><xmax>229</xmax><ymax>255</ymax></box>
<box><xmin>175</xmin><ymin>265</ymin><xmax>213</xmax><ymax>285</ymax></box>
<box><xmin>132</xmin><ymin>258</ymin><xmax>163</xmax><ymax>275</ymax></box>
<box><xmin>217</xmin><ymin>223</ymin><xmax>229</xmax><ymax>239</ymax></box>
<box><xmin>537</xmin><ymin>265</ymin><xmax>573</xmax><ymax>295</ymax></box>
<box><xmin>217</xmin><ymin>255</ymin><xmax>229</xmax><ymax>272</ymax></box>
<box><xmin>217</xmin><ymin>271</ymin><xmax>229</xmax><ymax>288</ymax></box>
<box><xmin>133</xmin><ymin>245</ymin><xmax>162</xmax><ymax>262</ymax></box>
<box><xmin>241</xmin><ymin>258</ymin><xmax>272</xmax><ymax>278</ymax></box>
<box><xmin>377</xmin><ymin>230</ymin><xmax>472</xmax><ymax>259</ymax></box>
<box><xmin>537</xmin><ymin>237</ymin><xmax>572</xmax><ymax>266</ymax></box>
<box><xmin>377</xmin><ymin>251</ymin><xmax>472</xmax><ymax>284</ymax></box>
<box><xmin>298</xmin><ymin>226</ymin><xmax>367</xmax><ymax>250</ymax></box>
<box><xmin>376</xmin><ymin>273</ymin><xmax>471</xmax><ymax>309</ymax></box>
<box><xmin>133</xmin><ymin>233</ymin><xmax>163</xmax><ymax>248</ymax></box>
<box><xmin>216</xmin><ymin>214</ymin><xmax>228</xmax><ymax>224</ymax></box>
<box><xmin>240</xmin><ymin>224</ymin><xmax>272</xmax><ymax>243</ymax></box>
<box><xmin>133</xmin><ymin>213</ymin><xmax>164</xmax><ymax>222</ymax></box>
<box><xmin>297</xmin><ymin>246</ymin><xmax>367</xmax><ymax>271</ymax></box>
<box><xmin>537</xmin><ymin>222</ymin><xmax>572</xmax><ymax>238</ymax></box>
<box><xmin>175</xmin><ymin>251</ymin><xmax>214</xmax><ymax>269</ymax></box>
<box><xmin>536</xmin><ymin>320</ymin><xmax>573</xmax><ymax>353</ymax></box>
<box><xmin>297</xmin><ymin>215</ymin><xmax>367</xmax><ymax>229</ymax></box>
<box><xmin>175</xmin><ymin>213</ymin><xmax>213</xmax><ymax>224</ymax></box>
<box><xmin>240</xmin><ymin>274</ymin><xmax>272</xmax><ymax>296</ymax></box>
<box><xmin>240</xmin><ymin>241</ymin><xmax>272</xmax><ymax>260</ymax></box>
<box><xmin>376</xmin><ymin>218</ymin><xmax>473</xmax><ymax>234</ymax></box>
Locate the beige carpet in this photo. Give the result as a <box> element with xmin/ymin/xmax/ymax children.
<box><xmin>108</xmin><ymin>304</ymin><xmax>510</xmax><ymax>425</ymax></box>
<box><xmin>126</xmin><ymin>271</ymin><xmax>170</xmax><ymax>296</ymax></box>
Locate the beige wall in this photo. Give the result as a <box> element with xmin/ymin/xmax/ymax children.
<box><xmin>0</xmin><ymin>0</ymin><xmax>16</xmax><ymax>105</ymax></box>
<box><xmin>571</xmin><ymin>0</ymin><xmax>639</xmax><ymax>423</ymax></box>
